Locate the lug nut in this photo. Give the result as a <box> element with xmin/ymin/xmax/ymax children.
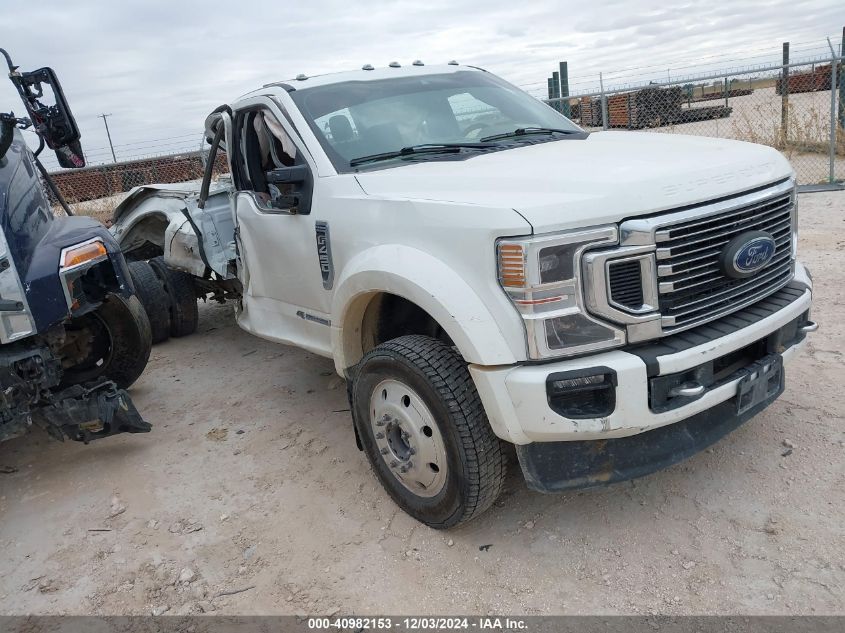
<box><xmin>380</xmin><ymin>448</ymin><xmax>389</xmax><ymax>455</ymax></box>
<box><xmin>389</xmin><ymin>460</ymin><xmax>398</xmax><ymax>468</ymax></box>
<box><xmin>408</xmin><ymin>447</ymin><xmax>416</xmax><ymax>455</ymax></box>
<box><xmin>375</xmin><ymin>432</ymin><xmax>384</xmax><ymax>439</ymax></box>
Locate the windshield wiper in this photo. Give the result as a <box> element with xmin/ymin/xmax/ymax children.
<box><xmin>480</xmin><ymin>127</ymin><xmax>579</xmax><ymax>142</ymax></box>
<box><xmin>349</xmin><ymin>142</ymin><xmax>495</xmax><ymax>167</ymax></box>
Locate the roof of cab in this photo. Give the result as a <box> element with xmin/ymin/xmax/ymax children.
<box><xmin>243</xmin><ymin>63</ymin><xmax>482</xmax><ymax>98</ymax></box>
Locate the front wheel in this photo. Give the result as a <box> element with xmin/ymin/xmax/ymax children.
<box><xmin>61</xmin><ymin>294</ymin><xmax>152</xmax><ymax>389</ymax></box>
<box><xmin>351</xmin><ymin>335</ymin><xmax>506</xmax><ymax>529</ymax></box>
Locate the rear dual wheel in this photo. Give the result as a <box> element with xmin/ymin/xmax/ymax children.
<box><xmin>128</xmin><ymin>258</ymin><xmax>199</xmax><ymax>342</ymax></box>
<box><xmin>127</xmin><ymin>260</ymin><xmax>170</xmax><ymax>343</ymax></box>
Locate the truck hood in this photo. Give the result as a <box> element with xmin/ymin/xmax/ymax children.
<box><xmin>353</xmin><ymin>131</ymin><xmax>792</xmax><ymax>234</ymax></box>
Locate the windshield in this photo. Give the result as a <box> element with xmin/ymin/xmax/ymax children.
<box><xmin>289</xmin><ymin>70</ymin><xmax>583</xmax><ymax>172</ymax></box>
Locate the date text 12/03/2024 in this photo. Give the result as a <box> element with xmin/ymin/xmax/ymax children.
<box><xmin>307</xmin><ymin>617</ymin><xmax>528</xmax><ymax>630</ymax></box>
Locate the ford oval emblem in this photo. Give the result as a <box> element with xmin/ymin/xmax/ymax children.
<box><xmin>720</xmin><ymin>230</ymin><xmax>777</xmax><ymax>279</ymax></box>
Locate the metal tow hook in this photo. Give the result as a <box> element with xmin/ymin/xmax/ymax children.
<box><xmin>669</xmin><ymin>382</ymin><xmax>706</xmax><ymax>398</ymax></box>
<box><xmin>799</xmin><ymin>321</ymin><xmax>818</xmax><ymax>333</ymax></box>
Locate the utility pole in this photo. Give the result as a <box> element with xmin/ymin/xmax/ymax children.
<box><xmin>98</xmin><ymin>113</ymin><xmax>117</xmax><ymax>163</ymax></box>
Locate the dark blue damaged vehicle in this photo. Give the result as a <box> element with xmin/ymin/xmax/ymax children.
<box><xmin>0</xmin><ymin>48</ymin><xmax>150</xmax><ymax>443</ymax></box>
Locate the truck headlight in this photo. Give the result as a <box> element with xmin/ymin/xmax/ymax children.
<box><xmin>497</xmin><ymin>226</ymin><xmax>625</xmax><ymax>359</ymax></box>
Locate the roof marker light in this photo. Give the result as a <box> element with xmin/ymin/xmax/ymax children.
<box><xmin>388</xmin><ymin>61</ymin><xmax>401</xmax><ymax>68</ymax></box>
<box><xmin>362</xmin><ymin>64</ymin><xmax>374</xmax><ymax>71</ymax></box>
<box><xmin>295</xmin><ymin>73</ymin><xmax>308</xmax><ymax>81</ymax></box>
<box><xmin>412</xmin><ymin>60</ymin><xmax>424</xmax><ymax>66</ymax></box>
<box><xmin>447</xmin><ymin>60</ymin><xmax>459</xmax><ymax>66</ymax></box>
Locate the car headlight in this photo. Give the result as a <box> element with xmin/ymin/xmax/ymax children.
<box><xmin>59</xmin><ymin>238</ymin><xmax>109</xmax><ymax>312</ymax></box>
<box><xmin>60</xmin><ymin>239</ymin><xmax>108</xmax><ymax>271</ymax></box>
<box><xmin>497</xmin><ymin>226</ymin><xmax>626</xmax><ymax>359</ymax></box>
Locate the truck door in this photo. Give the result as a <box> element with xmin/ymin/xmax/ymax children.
<box><xmin>230</xmin><ymin>102</ymin><xmax>331</xmax><ymax>357</ymax></box>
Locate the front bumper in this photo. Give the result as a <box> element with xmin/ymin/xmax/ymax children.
<box><xmin>471</xmin><ymin>263</ymin><xmax>813</xmax><ymax>456</ymax></box>
<box><xmin>516</xmin><ymin>384</ymin><xmax>781</xmax><ymax>492</ymax></box>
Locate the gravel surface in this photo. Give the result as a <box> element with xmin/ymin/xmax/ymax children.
<box><xmin>0</xmin><ymin>191</ymin><xmax>843</xmax><ymax>616</ymax></box>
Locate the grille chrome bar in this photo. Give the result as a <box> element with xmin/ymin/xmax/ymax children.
<box><xmin>655</xmin><ymin>202</ymin><xmax>791</xmax><ymax>252</ymax></box>
<box><xmin>658</xmin><ymin>247</ymin><xmax>792</xmax><ymax>294</ymax></box>
<box><xmin>661</xmin><ymin>259</ymin><xmax>793</xmax><ymax>316</ymax></box>
<box><xmin>654</xmin><ymin>194</ymin><xmax>791</xmax><ymax>240</ymax></box>
<box><xmin>658</xmin><ymin>225</ymin><xmax>792</xmax><ymax>277</ymax></box>
<box><xmin>655</xmin><ymin>214</ymin><xmax>791</xmax><ymax>264</ymax></box>
<box><xmin>612</xmin><ymin>178</ymin><xmax>796</xmax><ymax>336</ymax></box>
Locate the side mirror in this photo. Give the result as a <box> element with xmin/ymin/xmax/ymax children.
<box><xmin>265</xmin><ymin>165</ymin><xmax>313</xmax><ymax>214</ymax></box>
<box><xmin>266</xmin><ymin>165</ymin><xmax>309</xmax><ymax>184</ymax></box>
<box><xmin>12</xmin><ymin>66</ymin><xmax>85</xmax><ymax>168</ymax></box>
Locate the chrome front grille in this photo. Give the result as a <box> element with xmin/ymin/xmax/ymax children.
<box><xmin>654</xmin><ymin>186</ymin><xmax>794</xmax><ymax>333</ymax></box>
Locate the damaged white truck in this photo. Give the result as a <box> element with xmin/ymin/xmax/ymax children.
<box><xmin>111</xmin><ymin>63</ymin><xmax>816</xmax><ymax>528</ymax></box>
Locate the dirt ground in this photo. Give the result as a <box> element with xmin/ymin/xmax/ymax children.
<box><xmin>1</xmin><ymin>191</ymin><xmax>843</xmax><ymax>617</ymax></box>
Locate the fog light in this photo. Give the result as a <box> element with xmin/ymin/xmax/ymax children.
<box><xmin>544</xmin><ymin>313</ymin><xmax>621</xmax><ymax>351</ymax></box>
<box><xmin>546</xmin><ymin>369</ymin><xmax>617</xmax><ymax>419</ymax></box>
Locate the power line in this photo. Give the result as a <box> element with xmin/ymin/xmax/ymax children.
<box><xmin>109</xmin><ymin>131</ymin><xmax>200</xmax><ymax>149</ymax></box>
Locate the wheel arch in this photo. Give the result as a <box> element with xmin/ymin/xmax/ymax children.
<box><xmin>111</xmin><ymin>194</ymin><xmax>207</xmax><ymax>276</ymax></box>
<box><xmin>111</xmin><ymin>198</ymin><xmax>182</xmax><ymax>258</ymax></box>
<box><xmin>331</xmin><ymin>245</ymin><xmax>519</xmax><ymax>375</ymax></box>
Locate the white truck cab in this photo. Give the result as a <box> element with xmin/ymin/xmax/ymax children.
<box><xmin>111</xmin><ymin>63</ymin><xmax>816</xmax><ymax>528</ymax></box>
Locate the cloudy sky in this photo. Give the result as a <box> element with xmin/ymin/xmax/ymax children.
<box><xmin>1</xmin><ymin>0</ymin><xmax>841</xmax><ymax>168</ymax></box>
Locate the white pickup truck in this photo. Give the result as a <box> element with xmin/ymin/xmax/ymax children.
<box><xmin>111</xmin><ymin>62</ymin><xmax>816</xmax><ymax>528</ymax></box>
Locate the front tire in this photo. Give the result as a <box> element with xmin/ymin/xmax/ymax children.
<box><xmin>61</xmin><ymin>294</ymin><xmax>152</xmax><ymax>389</ymax></box>
<box><xmin>351</xmin><ymin>335</ymin><xmax>506</xmax><ymax>529</ymax></box>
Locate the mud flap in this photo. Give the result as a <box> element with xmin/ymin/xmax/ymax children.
<box><xmin>33</xmin><ymin>381</ymin><xmax>151</xmax><ymax>444</ymax></box>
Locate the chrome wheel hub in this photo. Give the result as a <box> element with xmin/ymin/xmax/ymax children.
<box><xmin>369</xmin><ymin>379</ymin><xmax>447</xmax><ymax>498</ymax></box>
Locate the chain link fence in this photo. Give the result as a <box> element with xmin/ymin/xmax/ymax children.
<box><xmin>550</xmin><ymin>56</ymin><xmax>844</xmax><ymax>186</ymax></box>
<box><xmin>44</xmin><ymin>135</ymin><xmax>230</xmax><ymax>223</ymax></box>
